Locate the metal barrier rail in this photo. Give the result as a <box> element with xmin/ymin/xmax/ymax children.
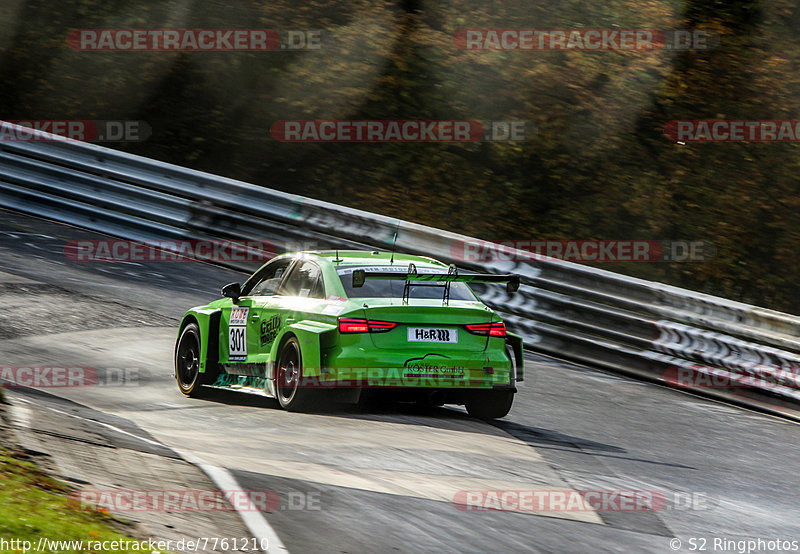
<box><xmin>1</xmin><ymin>122</ymin><xmax>798</xmax><ymax>420</ymax></box>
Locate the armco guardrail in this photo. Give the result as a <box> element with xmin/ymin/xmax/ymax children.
<box><xmin>1</xmin><ymin>121</ymin><xmax>798</xmax><ymax>420</ymax></box>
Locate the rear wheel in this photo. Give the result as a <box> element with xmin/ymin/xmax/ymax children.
<box><xmin>276</xmin><ymin>337</ymin><xmax>315</xmax><ymax>411</ymax></box>
<box><xmin>465</xmin><ymin>390</ymin><xmax>514</xmax><ymax>419</ymax></box>
<box><xmin>175</xmin><ymin>323</ymin><xmax>214</xmax><ymax>397</ymax></box>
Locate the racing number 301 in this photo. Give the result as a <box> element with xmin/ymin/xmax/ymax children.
<box><xmin>230</xmin><ymin>327</ymin><xmax>246</xmax><ymax>354</ymax></box>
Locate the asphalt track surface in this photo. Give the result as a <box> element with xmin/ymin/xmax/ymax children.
<box><xmin>0</xmin><ymin>208</ymin><xmax>798</xmax><ymax>553</ymax></box>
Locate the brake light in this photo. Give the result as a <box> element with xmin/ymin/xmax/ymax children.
<box><xmin>338</xmin><ymin>318</ymin><xmax>397</xmax><ymax>333</ymax></box>
<box><xmin>465</xmin><ymin>322</ymin><xmax>507</xmax><ymax>337</ymax></box>
<box><xmin>367</xmin><ymin>320</ymin><xmax>397</xmax><ymax>332</ymax></box>
<box><xmin>339</xmin><ymin>318</ymin><xmax>369</xmax><ymax>333</ymax></box>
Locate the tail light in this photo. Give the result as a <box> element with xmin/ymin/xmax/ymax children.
<box><xmin>338</xmin><ymin>318</ymin><xmax>397</xmax><ymax>334</ymax></box>
<box><xmin>465</xmin><ymin>322</ymin><xmax>507</xmax><ymax>337</ymax></box>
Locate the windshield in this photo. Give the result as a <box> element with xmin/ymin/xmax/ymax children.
<box><xmin>337</xmin><ymin>267</ymin><xmax>478</xmax><ymax>300</ymax></box>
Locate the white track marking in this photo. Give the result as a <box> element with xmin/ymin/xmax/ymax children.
<box><xmin>9</xmin><ymin>396</ymin><xmax>288</xmax><ymax>553</ymax></box>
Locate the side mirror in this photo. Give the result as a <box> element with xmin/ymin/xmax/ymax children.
<box><xmin>221</xmin><ymin>282</ymin><xmax>241</xmax><ymax>299</ymax></box>
<box><xmin>352</xmin><ymin>269</ymin><xmax>366</xmax><ymax>288</ymax></box>
<box><xmin>506</xmin><ymin>276</ymin><xmax>520</xmax><ymax>293</ymax></box>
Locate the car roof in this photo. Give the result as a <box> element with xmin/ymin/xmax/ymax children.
<box><xmin>300</xmin><ymin>250</ymin><xmax>448</xmax><ymax>268</ymax></box>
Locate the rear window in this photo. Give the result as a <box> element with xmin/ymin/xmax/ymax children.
<box><xmin>337</xmin><ymin>266</ymin><xmax>477</xmax><ymax>300</ymax></box>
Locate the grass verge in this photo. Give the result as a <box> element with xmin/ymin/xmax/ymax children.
<box><xmin>0</xmin><ymin>387</ymin><xmax>172</xmax><ymax>553</ymax></box>
<box><xmin>0</xmin><ymin>445</ymin><xmax>173</xmax><ymax>553</ymax></box>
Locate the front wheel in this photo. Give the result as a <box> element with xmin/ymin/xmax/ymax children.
<box><xmin>465</xmin><ymin>390</ymin><xmax>514</xmax><ymax>419</ymax></box>
<box><xmin>175</xmin><ymin>322</ymin><xmax>214</xmax><ymax>397</ymax></box>
<box><xmin>275</xmin><ymin>337</ymin><xmax>315</xmax><ymax>411</ymax></box>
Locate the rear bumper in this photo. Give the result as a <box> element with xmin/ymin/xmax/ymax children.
<box><xmin>315</xmin><ymin>346</ymin><xmax>516</xmax><ymax>389</ymax></box>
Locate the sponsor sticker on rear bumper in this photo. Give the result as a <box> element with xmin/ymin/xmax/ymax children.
<box><xmin>407</xmin><ymin>327</ymin><xmax>458</xmax><ymax>343</ymax></box>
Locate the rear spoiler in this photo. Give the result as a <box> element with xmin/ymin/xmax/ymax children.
<box><xmin>352</xmin><ymin>263</ymin><xmax>520</xmax><ymax>303</ymax></box>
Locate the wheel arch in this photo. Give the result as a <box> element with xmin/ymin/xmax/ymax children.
<box><xmin>177</xmin><ymin>308</ymin><xmax>221</xmax><ymax>375</ymax></box>
<box><xmin>506</xmin><ymin>331</ymin><xmax>524</xmax><ymax>382</ymax></box>
<box><xmin>269</xmin><ymin>321</ymin><xmax>336</xmax><ymax>380</ymax></box>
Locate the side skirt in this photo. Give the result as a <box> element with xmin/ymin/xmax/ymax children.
<box><xmin>207</xmin><ymin>373</ymin><xmax>276</xmax><ymax>398</ymax></box>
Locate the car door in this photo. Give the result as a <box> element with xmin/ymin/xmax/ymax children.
<box><xmin>221</xmin><ymin>256</ymin><xmax>294</xmax><ymax>374</ymax></box>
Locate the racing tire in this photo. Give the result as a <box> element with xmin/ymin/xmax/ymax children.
<box><xmin>175</xmin><ymin>322</ymin><xmax>215</xmax><ymax>397</ymax></box>
<box><xmin>275</xmin><ymin>337</ymin><xmax>315</xmax><ymax>412</ymax></box>
<box><xmin>465</xmin><ymin>390</ymin><xmax>514</xmax><ymax>420</ymax></box>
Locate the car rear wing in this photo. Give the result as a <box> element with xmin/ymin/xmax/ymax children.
<box><xmin>352</xmin><ymin>263</ymin><xmax>520</xmax><ymax>304</ymax></box>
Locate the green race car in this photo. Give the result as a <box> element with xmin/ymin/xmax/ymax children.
<box><xmin>174</xmin><ymin>251</ymin><xmax>524</xmax><ymax>419</ymax></box>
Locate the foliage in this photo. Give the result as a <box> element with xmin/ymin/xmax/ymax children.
<box><xmin>1</xmin><ymin>0</ymin><xmax>799</xmax><ymax>312</ymax></box>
